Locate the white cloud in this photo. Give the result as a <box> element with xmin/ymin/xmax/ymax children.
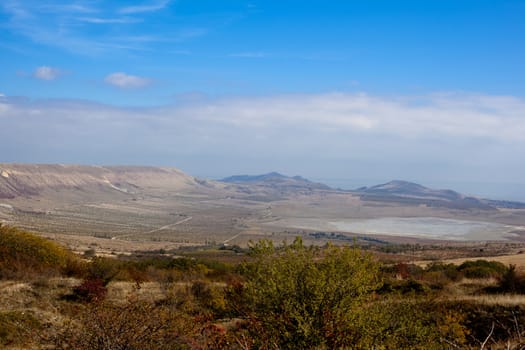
<box><xmin>1</xmin><ymin>0</ymin><xmax>195</xmax><ymax>56</ymax></box>
<box><xmin>38</xmin><ymin>3</ymin><xmax>96</xmax><ymax>14</ymax></box>
<box><xmin>1</xmin><ymin>92</ymin><xmax>524</xmax><ymax>186</ymax></box>
<box><xmin>104</xmin><ymin>72</ymin><xmax>151</xmax><ymax>89</ymax></box>
<box><xmin>76</xmin><ymin>17</ymin><xmax>141</xmax><ymax>24</ymax></box>
<box><xmin>118</xmin><ymin>0</ymin><xmax>172</xmax><ymax>14</ymax></box>
<box><xmin>167</xmin><ymin>92</ymin><xmax>525</xmax><ymax>141</ymax></box>
<box><xmin>229</xmin><ymin>52</ymin><xmax>268</xmax><ymax>58</ymax></box>
<box><xmin>3</xmin><ymin>92</ymin><xmax>522</xmax><ymax>142</ymax></box>
<box><xmin>33</xmin><ymin>66</ymin><xmax>61</xmax><ymax>80</ymax></box>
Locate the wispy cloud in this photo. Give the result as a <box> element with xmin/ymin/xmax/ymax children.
<box><xmin>118</xmin><ymin>0</ymin><xmax>172</xmax><ymax>14</ymax></box>
<box><xmin>37</xmin><ymin>3</ymin><xmax>97</xmax><ymax>14</ymax></box>
<box><xmin>0</xmin><ymin>0</ymin><xmax>194</xmax><ymax>55</ymax></box>
<box><xmin>76</xmin><ymin>16</ymin><xmax>141</xmax><ymax>24</ymax></box>
<box><xmin>2</xmin><ymin>0</ymin><xmax>32</xmax><ymax>19</ymax></box>
<box><xmin>33</xmin><ymin>66</ymin><xmax>62</xmax><ymax>80</ymax></box>
<box><xmin>229</xmin><ymin>51</ymin><xmax>269</xmax><ymax>58</ymax></box>
<box><xmin>174</xmin><ymin>28</ymin><xmax>208</xmax><ymax>41</ymax></box>
<box><xmin>104</xmin><ymin>72</ymin><xmax>151</xmax><ymax>88</ymax></box>
<box><xmin>227</xmin><ymin>51</ymin><xmax>351</xmax><ymax>62</ymax></box>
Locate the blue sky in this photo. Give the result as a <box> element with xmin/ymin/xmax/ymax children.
<box><xmin>1</xmin><ymin>0</ymin><xmax>525</xmax><ymax>199</ymax></box>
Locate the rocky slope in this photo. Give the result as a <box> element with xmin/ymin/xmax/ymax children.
<box><xmin>0</xmin><ymin>163</ymin><xmax>204</xmax><ymax>199</ymax></box>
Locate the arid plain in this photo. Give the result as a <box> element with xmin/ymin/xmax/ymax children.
<box><xmin>2</xmin><ymin>163</ymin><xmax>525</xmax><ymax>261</ymax></box>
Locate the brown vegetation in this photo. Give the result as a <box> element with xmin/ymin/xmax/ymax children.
<box><xmin>4</xmin><ymin>225</ymin><xmax>525</xmax><ymax>348</ymax></box>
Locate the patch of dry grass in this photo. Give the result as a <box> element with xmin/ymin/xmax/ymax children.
<box><xmin>441</xmin><ymin>278</ymin><xmax>525</xmax><ymax>306</ymax></box>
<box><xmin>106</xmin><ymin>281</ymin><xmax>166</xmax><ymax>304</ymax></box>
<box><xmin>450</xmin><ymin>293</ymin><xmax>525</xmax><ymax>306</ymax></box>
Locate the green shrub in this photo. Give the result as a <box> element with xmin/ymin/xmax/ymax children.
<box><xmin>0</xmin><ymin>225</ymin><xmax>78</xmax><ymax>278</ymax></box>
<box><xmin>357</xmin><ymin>299</ymin><xmax>469</xmax><ymax>349</ymax></box>
<box><xmin>425</xmin><ymin>262</ymin><xmax>462</xmax><ymax>282</ymax></box>
<box><xmin>458</xmin><ymin>259</ymin><xmax>507</xmax><ymax>279</ymax></box>
<box><xmin>191</xmin><ymin>280</ymin><xmax>228</xmax><ymax>316</ymax></box>
<box><xmin>379</xmin><ymin>279</ymin><xmax>431</xmax><ymax>295</ymax></box>
<box><xmin>236</xmin><ymin>238</ymin><xmax>382</xmax><ymax>349</ymax></box>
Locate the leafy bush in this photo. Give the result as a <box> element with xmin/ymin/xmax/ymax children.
<box><xmin>425</xmin><ymin>262</ymin><xmax>462</xmax><ymax>282</ymax></box>
<box><xmin>380</xmin><ymin>263</ymin><xmax>424</xmax><ymax>280</ymax></box>
<box><xmin>357</xmin><ymin>299</ymin><xmax>469</xmax><ymax>349</ymax></box>
<box><xmin>236</xmin><ymin>238</ymin><xmax>382</xmax><ymax>349</ymax></box>
<box><xmin>0</xmin><ymin>225</ymin><xmax>79</xmax><ymax>278</ymax></box>
<box><xmin>458</xmin><ymin>259</ymin><xmax>507</xmax><ymax>279</ymax></box>
<box><xmin>378</xmin><ymin>278</ymin><xmax>430</xmax><ymax>295</ymax></box>
<box><xmin>191</xmin><ymin>280</ymin><xmax>228</xmax><ymax>317</ymax></box>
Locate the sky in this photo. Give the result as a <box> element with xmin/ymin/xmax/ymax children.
<box><xmin>1</xmin><ymin>0</ymin><xmax>525</xmax><ymax>200</ymax></box>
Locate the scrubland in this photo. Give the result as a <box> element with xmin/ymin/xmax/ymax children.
<box><xmin>4</xmin><ymin>224</ymin><xmax>525</xmax><ymax>349</ymax></box>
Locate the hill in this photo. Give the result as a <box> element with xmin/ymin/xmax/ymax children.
<box><xmin>221</xmin><ymin>172</ymin><xmax>331</xmax><ymax>192</ymax></box>
<box><xmin>355</xmin><ymin>180</ymin><xmax>525</xmax><ymax>210</ymax></box>
<box><xmin>0</xmin><ymin>163</ymin><xmax>206</xmax><ymax>200</ymax></box>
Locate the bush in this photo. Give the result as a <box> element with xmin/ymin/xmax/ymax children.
<box><xmin>87</xmin><ymin>257</ymin><xmax>122</xmax><ymax>285</ymax></box>
<box><xmin>72</xmin><ymin>278</ymin><xmax>108</xmax><ymax>303</ymax></box>
<box><xmin>0</xmin><ymin>310</ymin><xmax>42</xmax><ymax>347</ymax></box>
<box><xmin>191</xmin><ymin>280</ymin><xmax>228</xmax><ymax>317</ymax></box>
<box><xmin>357</xmin><ymin>299</ymin><xmax>469</xmax><ymax>349</ymax></box>
<box><xmin>425</xmin><ymin>262</ymin><xmax>462</xmax><ymax>282</ymax></box>
<box><xmin>236</xmin><ymin>238</ymin><xmax>382</xmax><ymax>349</ymax></box>
<box><xmin>0</xmin><ymin>225</ymin><xmax>78</xmax><ymax>279</ymax></box>
<box><xmin>54</xmin><ymin>300</ymin><xmax>199</xmax><ymax>349</ymax></box>
<box><xmin>458</xmin><ymin>259</ymin><xmax>507</xmax><ymax>279</ymax></box>
<box><xmin>460</xmin><ymin>302</ymin><xmax>525</xmax><ymax>346</ymax></box>
<box><xmin>497</xmin><ymin>264</ymin><xmax>525</xmax><ymax>293</ymax></box>
<box><xmin>378</xmin><ymin>278</ymin><xmax>430</xmax><ymax>295</ymax></box>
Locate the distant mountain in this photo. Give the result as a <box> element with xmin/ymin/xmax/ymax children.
<box><xmin>221</xmin><ymin>172</ymin><xmax>331</xmax><ymax>196</ymax></box>
<box><xmin>355</xmin><ymin>180</ymin><xmax>525</xmax><ymax>210</ymax></box>
<box><xmin>2</xmin><ymin>163</ymin><xmax>523</xmax><ymax>211</ymax></box>
<box><xmin>357</xmin><ymin>180</ymin><xmax>462</xmax><ymax>200</ymax></box>
<box><xmin>222</xmin><ymin>172</ymin><xmax>288</xmax><ymax>183</ymax></box>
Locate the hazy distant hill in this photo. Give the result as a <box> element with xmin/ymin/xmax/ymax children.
<box><xmin>222</xmin><ymin>172</ymin><xmax>331</xmax><ymax>190</ymax></box>
<box><xmin>2</xmin><ymin>164</ymin><xmax>523</xmax><ymax>211</ymax></box>
<box><xmin>355</xmin><ymin>180</ymin><xmax>525</xmax><ymax>210</ymax></box>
